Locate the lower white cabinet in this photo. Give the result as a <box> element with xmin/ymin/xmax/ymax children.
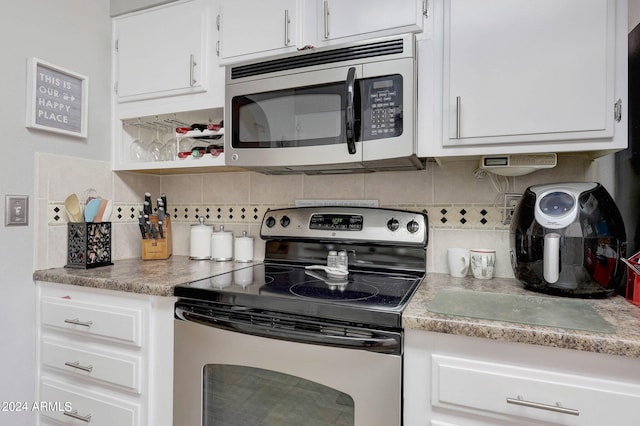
<box><xmin>35</xmin><ymin>281</ymin><xmax>175</xmax><ymax>426</ymax></box>
<box><xmin>40</xmin><ymin>378</ymin><xmax>139</xmax><ymax>426</ymax></box>
<box><xmin>404</xmin><ymin>330</ymin><xmax>640</xmax><ymax>426</ymax></box>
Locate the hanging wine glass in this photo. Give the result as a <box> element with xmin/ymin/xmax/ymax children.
<box><xmin>129</xmin><ymin>119</ymin><xmax>149</xmax><ymax>161</ymax></box>
<box><xmin>148</xmin><ymin>120</ymin><xmax>163</xmax><ymax>162</ymax></box>
<box><xmin>163</xmin><ymin>129</ymin><xmax>178</xmax><ymax>161</ymax></box>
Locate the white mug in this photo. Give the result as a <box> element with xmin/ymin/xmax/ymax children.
<box><xmin>447</xmin><ymin>248</ymin><xmax>470</xmax><ymax>277</ymax></box>
<box><xmin>470</xmin><ymin>249</ymin><xmax>496</xmax><ymax>280</ymax></box>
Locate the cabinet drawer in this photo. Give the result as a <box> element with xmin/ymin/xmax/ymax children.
<box><xmin>432</xmin><ymin>355</ymin><xmax>640</xmax><ymax>425</ymax></box>
<box><xmin>42</xmin><ymin>339</ymin><xmax>141</xmax><ymax>393</ymax></box>
<box><xmin>40</xmin><ymin>379</ymin><xmax>139</xmax><ymax>426</ymax></box>
<box><xmin>41</xmin><ymin>296</ymin><xmax>142</xmax><ymax>346</ymax></box>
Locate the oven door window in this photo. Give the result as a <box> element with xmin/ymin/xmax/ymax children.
<box><xmin>203</xmin><ymin>364</ymin><xmax>354</xmax><ymax>425</ymax></box>
<box><xmin>231</xmin><ymin>81</ymin><xmax>360</xmax><ymax>149</ymax></box>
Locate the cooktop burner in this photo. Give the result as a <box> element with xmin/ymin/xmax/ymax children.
<box><xmin>174</xmin><ymin>262</ymin><xmax>424</xmax><ymax>328</ymax></box>
<box><xmin>175</xmin><ymin>206</ymin><xmax>428</xmax><ymax>328</ymax></box>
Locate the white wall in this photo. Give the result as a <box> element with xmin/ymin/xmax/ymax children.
<box><xmin>0</xmin><ymin>1</ymin><xmax>111</xmax><ymax>425</ymax></box>
<box><xmin>630</xmin><ymin>0</ymin><xmax>640</xmax><ymax>28</ymax></box>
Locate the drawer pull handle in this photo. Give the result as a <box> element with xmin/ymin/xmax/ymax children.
<box><xmin>63</xmin><ymin>409</ymin><xmax>92</xmax><ymax>423</ymax></box>
<box><xmin>506</xmin><ymin>395</ymin><xmax>579</xmax><ymax>416</ymax></box>
<box><xmin>64</xmin><ymin>318</ymin><xmax>93</xmax><ymax>327</ymax></box>
<box><xmin>64</xmin><ymin>361</ymin><xmax>94</xmax><ymax>373</ymax></box>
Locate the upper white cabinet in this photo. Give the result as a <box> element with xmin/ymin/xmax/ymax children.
<box><xmin>217</xmin><ymin>0</ymin><xmax>426</xmax><ymax>65</ymax></box>
<box><xmin>113</xmin><ymin>0</ymin><xmax>209</xmax><ymax>103</ymax></box>
<box><xmin>111</xmin><ymin>0</ymin><xmax>227</xmax><ymax>173</ymax></box>
<box><xmin>318</xmin><ymin>0</ymin><xmax>425</xmax><ymax>45</ymax></box>
<box><xmin>218</xmin><ymin>0</ymin><xmax>300</xmax><ymax>64</ymax></box>
<box><xmin>426</xmin><ymin>0</ymin><xmax>627</xmax><ymax>158</ymax></box>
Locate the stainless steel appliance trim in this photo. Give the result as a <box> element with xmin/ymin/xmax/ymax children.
<box><xmin>174</xmin><ymin>317</ymin><xmax>402</xmax><ymax>426</ymax></box>
<box><xmin>228</xmin><ymin>34</ymin><xmax>409</xmax><ymax>80</ymax></box>
<box><xmin>175</xmin><ymin>305</ymin><xmax>402</xmax><ymax>355</ymax></box>
<box><xmin>345</xmin><ymin>66</ymin><xmax>357</xmax><ymax>154</ymax></box>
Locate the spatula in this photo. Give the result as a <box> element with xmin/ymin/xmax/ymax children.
<box><xmin>100</xmin><ymin>200</ymin><xmax>113</xmax><ymax>222</ymax></box>
<box><xmin>84</xmin><ymin>198</ymin><xmax>102</xmax><ymax>222</ymax></box>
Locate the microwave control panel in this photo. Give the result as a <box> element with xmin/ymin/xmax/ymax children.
<box><xmin>361</xmin><ymin>75</ymin><xmax>403</xmax><ymax>140</ymax></box>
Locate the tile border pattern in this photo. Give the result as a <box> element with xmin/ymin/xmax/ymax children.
<box><xmin>48</xmin><ymin>202</ymin><xmax>508</xmax><ymax>230</ymax></box>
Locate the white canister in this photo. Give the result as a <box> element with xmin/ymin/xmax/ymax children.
<box><xmin>211</xmin><ymin>225</ymin><xmax>233</xmax><ymax>261</ymax></box>
<box><xmin>190</xmin><ymin>217</ymin><xmax>213</xmax><ymax>260</ymax></box>
<box><xmin>234</xmin><ymin>231</ymin><xmax>254</xmax><ymax>263</ymax></box>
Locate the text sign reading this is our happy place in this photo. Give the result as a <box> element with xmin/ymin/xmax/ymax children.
<box><xmin>27</xmin><ymin>58</ymin><xmax>88</xmax><ymax>138</ymax></box>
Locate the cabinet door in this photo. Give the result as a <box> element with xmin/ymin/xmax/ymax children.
<box><xmin>219</xmin><ymin>0</ymin><xmax>298</xmax><ymax>63</ymax></box>
<box><xmin>114</xmin><ymin>0</ymin><xmax>208</xmax><ymax>102</ymax></box>
<box><xmin>319</xmin><ymin>0</ymin><xmax>423</xmax><ymax>43</ymax></box>
<box><xmin>444</xmin><ymin>0</ymin><xmax>615</xmax><ymax>146</ymax></box>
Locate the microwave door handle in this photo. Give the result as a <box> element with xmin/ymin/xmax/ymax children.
<box><xmin>345</xmin><ymin>67</ymin><xmax>357</xmax><ymax>155</ymax></box>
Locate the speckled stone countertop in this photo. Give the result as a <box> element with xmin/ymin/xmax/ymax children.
<box><xmin>33</xmin><ymin>256</ymin><xmax>256</xmax><ymax>297</ymax></box>
<box><xmin>34</xmin><ymin>260</ymin><xmax>640</xmax><ymax>358</ymax></box>
<box><xmin>404</xmin><ymin>273</ymin><xmax>640</xmax><ymax>358</ymax></box>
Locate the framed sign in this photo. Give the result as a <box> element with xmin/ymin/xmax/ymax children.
<box><xmin>26</xmin><ymin>58</ymin><xmax>88</xmax><ymax>138</ymax></box>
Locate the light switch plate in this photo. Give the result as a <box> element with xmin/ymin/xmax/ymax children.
<box><xmin>5</xmin><ymin>195</ymin><xmax>29</xmax><ymax>226</ymax></box>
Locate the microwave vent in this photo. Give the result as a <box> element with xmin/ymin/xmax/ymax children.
<box><xmin>230</xmin><ymin>37</ymin><xmax>406</xmax><ymax>80</ymax></box>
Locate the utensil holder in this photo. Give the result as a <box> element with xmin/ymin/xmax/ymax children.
<box><xmin>625</xmin><ymin>251</ymin><xmax>640</xmax><ymax>306</ymax></box>
<box><xmin>142</xmin><ymin>215</ymin><xmax>173</xmax><ymax>260</ymax></box>
<box><xmin>66</xmin><ymin>222</ymin><xmax>113</xmax><ymax>269</ymax></box>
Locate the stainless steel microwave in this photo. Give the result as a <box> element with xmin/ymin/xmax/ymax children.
<box><xmin>224</xmin><ymin>34</ymin><xmax>424</xmax><ymax>174</ymax></box>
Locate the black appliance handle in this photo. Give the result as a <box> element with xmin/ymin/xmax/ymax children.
<box><xmin>345</xmin><ymin>66</ymin><xmax>357</xmax><ymax>155</ymax></box>
<box><xmin>175</xmin><ymin>305</ymin><xmax>400</xmax><ymax>355</ymax></box>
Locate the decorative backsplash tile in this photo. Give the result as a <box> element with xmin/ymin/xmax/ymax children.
<box><xmin>48</xmin><ymin>202</ymin><xmax>508</xmax><ymax>230</ymax></box>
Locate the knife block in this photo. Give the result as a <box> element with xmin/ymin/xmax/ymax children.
<box><xmin>141</xmin><ymin>215</ymin><xmax>172</xmax><ymax>260</ymax></box>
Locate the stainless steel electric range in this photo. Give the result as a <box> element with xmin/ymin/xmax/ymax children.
<box><xmin>173</xmin><ymin>206</ymin><xmax>428</xmax><ymax>426</ymax></box>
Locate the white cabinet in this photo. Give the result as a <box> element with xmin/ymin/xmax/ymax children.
<box><xmin>112</xmin><ymin>0</ymin><xmax>227</xmax><ymax>173</ymax></box>
<box><xmin>318</xmin><ymin>0</ymin><xmax>425</xmax><ymax>45</ymax></box>
<box><xmin>404</xmin><ymin>330</ymin><xmax>640</xmax><ymax>426</ymax></box>
<box><xmin>426</xmin><ymin>0</ymin><xmax>627</xmax><ymax>158</ymax></box>
<box><xmin>218</xmin><ymin>0</ymin><xmax>300</xmax><ymax>64</ymax></box>
<box><xmin>36</xmin><ymin>282</ymin><xmax>175</xmax><ymax>426</ymax></box>
<box><xmin>217</xmin><ymin>0</ymin><xmax>426</xmax><ymax>65</ymax></box>
<box><xmin>113</xmin><ymin>0</ymin><xmax>210</xmax><ymax>103</ymax></box>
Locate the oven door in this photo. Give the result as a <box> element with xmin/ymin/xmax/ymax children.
<box><xmin>174</xmin><ymin>316</ymin><xmax>401</xmax><ymax>426</ymax></box>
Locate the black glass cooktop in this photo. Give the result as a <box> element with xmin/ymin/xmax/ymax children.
<box><xmin>174</xmin><ymin>263</ymin><xmax>424</xmax><ymax>328</ymax></box>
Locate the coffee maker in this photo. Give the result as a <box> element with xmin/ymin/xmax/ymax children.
<box><xmin>510</xmin><ymin>182</ymin><xmax>626</xmax><ymax>297</ymax></box>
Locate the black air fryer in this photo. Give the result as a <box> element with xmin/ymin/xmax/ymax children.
<box><xmin>510</xmin><ymin>182</ymin><xmax>626</xmax><ymax>297</ymax></box>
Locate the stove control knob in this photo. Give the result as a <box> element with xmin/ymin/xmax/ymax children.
<box><xmin>387</xmin><ymin>218</ymin><xmax>400</xmax><ymax>232</ymax></box>
<box><xmin>407</xmin><ymin>220</ymin><xmax>420</xmax><ymax>234</ymax></box>
<box><xmin>280</xmin><ymin>215</ymin><xmax>291</xmax><ymax>227</ymax></box>
<box><xmin>265</xmin><ymin>216</ymin><xmax>276</xmax><ymax>228</ymax></box>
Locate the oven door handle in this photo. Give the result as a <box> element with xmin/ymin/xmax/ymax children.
<box><xmin>345</xmin><ymin>66</ymin><xmax>357</xmax><ymax>155</ymax></box>
<box><xmin>176</xmin><ymin>306</ymin><xmax>400</xmax><ymax>354</ymax></box>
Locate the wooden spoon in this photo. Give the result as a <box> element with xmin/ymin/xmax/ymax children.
<box><xmin>64</xmin><ymin>194</ymin><xmax>83</xmax><ymax>223</ymax></box>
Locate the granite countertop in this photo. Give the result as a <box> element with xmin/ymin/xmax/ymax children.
<box><xmin>404</xmin><ymin>273</ymin><xmax>640</xmax><ymax>358</ymax></box>
<box><xmin>33</xmin><ymin>256</ymin><xmax>257</xmax><ymax>297</ymax></box>
<box><xmin>33</xmin><ymin>259</ymin><xmax>640</xmax><ymax>358</ymax></box>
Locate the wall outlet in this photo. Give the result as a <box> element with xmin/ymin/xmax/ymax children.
<box><xmin>502</xmin><ymin>193</ymin><xmax>522</xmax><ymax>225</ymax></box>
